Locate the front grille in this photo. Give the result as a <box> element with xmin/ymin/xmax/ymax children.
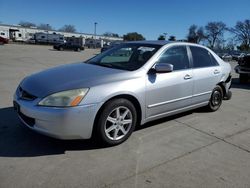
<box><xmin>18</xmin><ymin>111</ymin><xmax>35</xmax><ymax>127</ymax></box>
<box><xmin>19</xmin><ymin>87</ymin><xmax>37</xmax><ymax>101</ymax></box>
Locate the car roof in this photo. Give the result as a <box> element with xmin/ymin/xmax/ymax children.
<box><xmin>125</xmin><ymin>40</ymin><xmax>172</xmax><ymax>46</ymax></box>
<box><xmin>123</xmin><ymin>41</ymin><xmax>212</xmax><ymax>52</ymax></box>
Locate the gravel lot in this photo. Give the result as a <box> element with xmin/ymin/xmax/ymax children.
<box><xmin>0</xmin><ymin>44</ymin><xmax>250</xmax><ymax>188</ymax></box>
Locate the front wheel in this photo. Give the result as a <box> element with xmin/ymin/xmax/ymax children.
<box><xmin>95</xmin><ymin>99</ymin><xmax>137</xmax><ymax>146</ymax></box>
<box><xmin>206</xmin><ymin>85</ymin><xmax>223</xmax><ymax>112</ymax></box>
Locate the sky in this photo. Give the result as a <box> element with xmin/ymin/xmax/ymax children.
<box><xmin>0</xmin><ymin>0</ymin><xmax>250</xmax><ymax>40</ymax></box>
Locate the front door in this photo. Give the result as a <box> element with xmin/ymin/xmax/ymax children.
<box><xmin>146</xmin><ymin>45</ymin><xmax>193</xmax><ymax>119</ymax></box>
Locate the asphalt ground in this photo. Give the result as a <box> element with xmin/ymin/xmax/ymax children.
<box><xmin>0</xmin><ymin>44</ymin><xmax>250</xmax><ymax>188</ymax></box>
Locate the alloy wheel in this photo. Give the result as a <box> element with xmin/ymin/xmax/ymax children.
<box><xmin>104</xmin><ymin>106</ymin><xmax>132</xmax><ymax>141</ymax></box>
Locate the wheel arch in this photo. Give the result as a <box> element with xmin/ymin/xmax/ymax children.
<box><xmin>217</xmin><ymin>82</ymin><xmax>226</xmax><ymax>97</ymax></box>
<box><xmin>92</xmin><ymin>94</ymin><xmax>142</xmax><ymax>136</ymax></box>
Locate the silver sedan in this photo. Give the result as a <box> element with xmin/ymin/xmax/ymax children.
<box><xmin>14</xmin><ymin>41</ymin><xmax>232</xmax><ymax>145</ymax></box>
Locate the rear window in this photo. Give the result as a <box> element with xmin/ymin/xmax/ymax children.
<box><xmin>190</xmin><ymin>46</ymin><xmax>218</xmax><ymax>68</ymax></box>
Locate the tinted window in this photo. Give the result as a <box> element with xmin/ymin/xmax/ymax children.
<box><xmin>190</xmin><ymin>46</ymin><xmax>218</xmax><ymax>68</ymax></box>
<box><xmin>157</xmin><ymin>46</ymin><xmax>189</xmax><ymax>70</ymax></box>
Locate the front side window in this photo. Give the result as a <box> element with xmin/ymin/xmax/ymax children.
<box><xmin>190</xmin><ymin>46</ymin><xmax>218</xmax><ymax>68</ymax></box>
<box><xmin>86</xmin><ymin>43</ymin><xmax>161</xmax><ymax>71</ymax></box>
<box><xmin>157</xmin><ymin>46</ymin><xmax>189</xmax><ymax>71</ymax></box>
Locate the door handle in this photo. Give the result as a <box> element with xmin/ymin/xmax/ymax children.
<box><xmin>214</xmin><ymin>69</ymin><xmax>220</xmax><ymax>74</ymax></box>
<box><xmin>184</xmin><ymin>74</ymin><xmax>192</xmax><ymax>80</ymax></box>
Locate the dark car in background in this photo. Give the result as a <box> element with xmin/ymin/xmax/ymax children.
<box><xmin>232</xmin><ymin>52</ymin><xmax>245</xmax><ymax>61</ymax></box>
<box><xmin>235</xmin><ymin>54</ymin><xmax>250</xmax><ymax>83</ymax></box>
<box><xmin>101</xmin><ymin>41</ymin><xmax>123</xmax><ymax>53</ymax></box>
<box><xmin>0</xmin><ymin>36</ymin><xmax>9</xmax><ymax>44</ymax></box>
<box><xmin>53</xmin><ymin>43</ymin><xmax>84</xmax><ymax>52</ymax></box>
<box><xmin>217</xmin><ymin>53</ymin><xmax>233</xmax><ymax>61</ymax></box>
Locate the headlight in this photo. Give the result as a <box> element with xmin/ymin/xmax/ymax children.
<box><xmin>38</xmin><ymin>88</ymin><xmax>89</xmax><ymax>107</ymax></box>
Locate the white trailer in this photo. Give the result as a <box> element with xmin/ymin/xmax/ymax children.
<box><xmin>34</xmin><ymin>32</ymin><xmax>65</xmax><ymax>44</ymax></box>
<box><xmin>0</xmin><ymin>30</ymin><xmax>9</xmax><ymax>39</ymax></box>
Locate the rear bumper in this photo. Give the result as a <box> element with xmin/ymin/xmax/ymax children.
<box><xmin>223</xmin><ymin>74</ymin><xmax>232</xmax><ymax>100</ymax></box>
<box><xmin>235</xmin><ymin>65</ymin><xmax>250</xmax><ymax>74</ymax></box>
<box><xmin>13</xmin><ymin>94</ymin><xmax>102</xmax><ymax>140</ymax></box>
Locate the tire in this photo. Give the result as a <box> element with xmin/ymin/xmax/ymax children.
<box><xmin>224</xmin><ymin>90</ymin><xmax>232</xmax><ymax>100</ymax></box>
<box><xmin>95</xmin><ymin>98</ymin><xmax>137</xmax><ymax>146</ymax></box>
<box><xmin>239</xmin><ymin>74</ymin><xmax>248</xmax><ymax>83</ymax></box>
<box><xmin>206</xmin><ymin>85</ymin><xmax>223</xmax><ymax>112</ymax></box>
<box><xmin>59</xmin><ymin>47</ymin><xmax>63</xmax><ymax>51</ymax></box>
<box><xmin>77</xmin><ymin>48</ymin><xmax>81</xmax><ymax>52</ymax></box>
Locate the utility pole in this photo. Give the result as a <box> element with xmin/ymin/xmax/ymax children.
<box><xmin>94</xmin><ymin>22</ymin><xmax>97</xmax><ymax>48</ymax></box>
<box><xmin>47</xmin><ymin>24</ymin><xmax>49</xmax><ymax>44</ymax></box>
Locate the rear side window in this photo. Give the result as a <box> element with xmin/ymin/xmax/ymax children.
<box><xmin>157</xmin><ymin>46</ymin><xmax>189</xmax><ymax>71</ymax></box>
<box><xmin>190</xmin><ymin>46</ymin><xmax>218</xmax><ymax>68</ymax></box>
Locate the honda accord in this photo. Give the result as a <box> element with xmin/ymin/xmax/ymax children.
<box><xmin>14</xmin><ymin>41</ymin><xmax>232</xmax><ymax>145</ymax></box>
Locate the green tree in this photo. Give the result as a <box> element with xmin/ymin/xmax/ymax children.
<box><xmin>123</xmin><ymin>32</ymin><xmax>145</xmax><ymax>41</ymax></box>
<box><xmin>59</xmin><ymin>25</ymin><xmax>76</xmax><ymax>33</ymax></box>
<box><xmin>168</xmin><ymin>35</ymin><xmax>176</xmax><ymax>41</ymax></box>
<box><xmin>158</xmin><ymin>35</ymin><xmax>165</xmax><ymax>40</ymax></box>
<box><xmin>205</xmin><ymin>21</ymin><xmax>227</xmax><ymax>49</ymax></box>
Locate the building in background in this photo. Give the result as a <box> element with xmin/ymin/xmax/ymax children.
<box><xmin>0</xmin><ymin>23</ymin><xmax>122</xmax><ymax>47</ymax></box>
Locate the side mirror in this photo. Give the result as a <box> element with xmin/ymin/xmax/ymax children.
<box><xmin>154</xmin><ymin>63</ymin><xmax>173</xmax><ymax>73</ymax></box>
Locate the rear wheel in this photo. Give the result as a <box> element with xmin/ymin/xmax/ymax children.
<box><xmin>96</xmin><ymin>98</ymin><xmax>137</xmax><ymax>146</ymax></box>
<box><xmin>239</xmin><ymin>74</ymin><xmax>248</xmax><ymax>83</ymax></box>
<box><xmin>206</xmin><ymin>85</ymin><xmax>223</xmax><ymax>112</ymax></box>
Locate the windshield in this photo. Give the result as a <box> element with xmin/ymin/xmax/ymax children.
<box><xmin>86</xmin><ymin>43</ymin><xmax>161</xmax><ymax>71</ymax></box>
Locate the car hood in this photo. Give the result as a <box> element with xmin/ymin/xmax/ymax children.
<box><xmin>20</xmin><ymin>62</ymin><xmax>131</xmax><ymax>98</ymax></box>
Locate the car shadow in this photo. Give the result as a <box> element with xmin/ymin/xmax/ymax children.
<box><xmin>0</xmin><ymin>107</ymin><xmax>102</xmax><ymax>157</ymax></box>
<box><xmin>231</xmin><ymin>78</ymin><xmax>250</xmax><ymax>90</ymax></box>
<box><xmin>0</xmin><ymin>106</ymin><xmax>203</xmax><ymax>158</ymax></box>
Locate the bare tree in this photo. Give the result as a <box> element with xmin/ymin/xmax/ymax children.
<box><xmin>187</xmin><ymin>25</ymin><xmax>206</xmax><ymax>43</ymax></box>
<box><xmin>103</xmin><ymin>32</ymin><xmax>119</xmax><ymax>37</ymax></box>
<box><xmin>59</xmin><ymin>25</ymin><xmax>76</xmax><ymax>33</ymax></box>
<box><xmin>37</xmin><ymin>23</ymin><xmax>53</xmax><ymax>30</ymax></box>
<box><xmin>229</xmin><ymin>19</ymin><xmax>250</xmax><ymax>51</ymax></box>
<box><xmin>19</xmin><ymin>21</ymin><xmax>36</xmax><ymax>28</ymax></box>
<box><xmin>205</xmin><ymin>21</ymin><xmax>227</xmax><ymax>49</ymax></box>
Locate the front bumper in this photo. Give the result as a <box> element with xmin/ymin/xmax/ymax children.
<box><xmin>13</xmin><ymin>94</ymin><xmax>101</xmax><ymax>140</ymax></box>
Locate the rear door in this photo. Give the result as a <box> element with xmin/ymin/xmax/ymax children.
<box><xmin>189</xmin><ymin>46</ymin><xmax>222</xmax><ymax>104</ymax></box>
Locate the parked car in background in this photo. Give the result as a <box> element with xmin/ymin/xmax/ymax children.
<box><xmin>0</xmin><ymin>36</ymin><xmax>9</xmax><ymax>44</ymax></box>
<box><xmin>218</xmin><ymin>53</ymin><xmax>232</xmax><ymax>61</ymax></box>
<box><xmin>14</xmin><ymin>41</ymin><xmax>232</xmax><ymax>146</ymax></box>
<box><xmin>101</xmin><ymin>41</ymin><xmax>123</xmax><ymax>53</ymax></box>
<box><xmin>53</xmin><ymin>42</ymin><xmax>84</xmax><ymax>52</ymax></box>
<box><xmin>235</xmin><ymin>54</ymin><xmax>250</xmax><ymax>83</ymax></box>
<box><xmin>232</xmin><ymin>52</ymin><xmax>245</xmax><ymax>61</ymax></box>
